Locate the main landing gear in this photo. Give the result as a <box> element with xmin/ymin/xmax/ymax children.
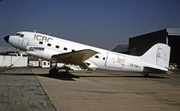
<box><xmin>49</xmin><ymin>67</ymin><xmax>59</xmax><ymax>76</ymax></box>
<box><xmin>49</xmin><ymin>67</ymin><xmax>71</xmax><ymax>76</ymax></box>
<box><xmin>142</xmin><ymin>73</ymin><xmax>149</xmax><ymax>77</ymax></box>
<box><xmin>49</xmin><ymin>63</ymin><xmax>72</xmax><ymax>76</ymax></box>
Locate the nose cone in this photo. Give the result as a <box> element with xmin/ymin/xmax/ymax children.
<box><xmin>4</xmin><ymin>36</ymin><xmax>9</xmax><ymax>43</ymax></box>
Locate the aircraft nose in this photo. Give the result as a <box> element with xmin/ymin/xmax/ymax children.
<box><xmin>4</xmin><ymin>35</ymin><xmax>9</xmax><ymax>43</ymax></box>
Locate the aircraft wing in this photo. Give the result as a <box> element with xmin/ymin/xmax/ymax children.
<box><xmin>51</xmin><ymin>49</ymin><xmax>98</xmax><ymax>65</ymax></box>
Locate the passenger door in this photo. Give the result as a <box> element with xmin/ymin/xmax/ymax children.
<box><xmin>105</xmin><ymin>52</ymin><xmax>125</xmax><ymax>69</ymax></box>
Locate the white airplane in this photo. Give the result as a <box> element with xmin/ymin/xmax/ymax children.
<box><xmin>4</xmin><ymin>31</ymin><xmax>170</xmax><ymax>76</ymax></box>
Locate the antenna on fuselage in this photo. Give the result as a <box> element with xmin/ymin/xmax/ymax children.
<box><xmin>33</xmin><ymin>30</ymin><xmax>38</xmax><ymax>33</ymax></box>
<box><xmin>15</xmin><ymin>48</ymin><xmax>18</xmax><ymax>56</ymax></box>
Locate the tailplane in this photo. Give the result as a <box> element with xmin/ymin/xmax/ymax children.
<box><xmin>141</xmin><ymin>43</ymin><xmax>171</xmax><ymax>72</ymax></box>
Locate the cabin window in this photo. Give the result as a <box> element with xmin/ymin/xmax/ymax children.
<box><xmin>95</xmin><ymin>55</ymin><xmax>99</xmax><ymax>59</ymax></box>
<box><xmin>47</xmin><ymin>43</ymin><xmax>51</xmax><ymax>47</ymax></box>
<box><xmin>39</xmin><ymin>41</ymin><xmax>43</xmax><ymax>44</ymax></box>
<box><xmin>64</xmin><ymin>47</ymin><xmax>67</xmax><ymax>51</ymax></box>
<box><xmin>103</xmin><ymin>57</ymin><xmax>105</xmax><ymax>60</ymax></box>
<box><xmin>56</xmin><ymin>45</ymin><xmax>59</xmax><ymax>49</ymax></box>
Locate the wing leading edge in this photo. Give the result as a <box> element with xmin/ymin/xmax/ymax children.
<box><xmin>51</xmin><ymin>49</ymin><xmax>98</xmax><ymax>66</ymax></box>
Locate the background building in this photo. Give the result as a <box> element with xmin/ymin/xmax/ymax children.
<box><xmin>0</xmin><ymin>47</ymin><xmax>28</xmax><ymax>67</ymax></box>
<box><xmin>129</xmin><ymin>28</ymin><xmax>180</xmax><ymax>65</ymax></box>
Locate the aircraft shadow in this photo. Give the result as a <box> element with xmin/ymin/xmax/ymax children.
<box><xmin>121</xmin><ymin>75</ymin><xmax>167</xmax><ymax>79</ymax></box>
<box><xmin>0</xmin><ymin>71</ymin><xmax>167</xmax><ymax>81</ymax></box>
<box><xmin>0</xmin><ymin>72</ymin><xmax>79</xmax><ymax>81</ymax></box>
<box><xmin>38</xmin><ymin>72</ymin><xmax>80</xmax><ymax>81</ymax></box>
<box><xmin>94</xmin><ymin>70</ymin><xmax>168</xmax><ymax>79</ymax></box>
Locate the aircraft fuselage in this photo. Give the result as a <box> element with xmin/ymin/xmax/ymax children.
<box><xmin>4</xmin><ymin>31</ymin><xmax>170</xmax><ymax>74</ymax></box>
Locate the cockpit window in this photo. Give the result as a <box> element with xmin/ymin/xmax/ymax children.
<box><xmin>16</xmin><ymin>33</ymin><xmax>21</xmax><ymax>36</ymax></box>
<box><xmin>20</xmin><ymin>34</ymin><xmax>24</xmax><ymax>37</ymax></box>
<box><xmin>16</xmin><ymin>33</ymin><xmax>24</xmax><ymax>38</ymax></box>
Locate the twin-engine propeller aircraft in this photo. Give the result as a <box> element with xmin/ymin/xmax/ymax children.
<box><xmin>4</xmin><ymin>31</ymin><xmax>170</xmax><ymax>76</ymax></box>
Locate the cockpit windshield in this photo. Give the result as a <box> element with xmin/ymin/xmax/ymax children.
<box><xmin>16</xmin><ymin>33</ymin><xmax>24</xmax><ymax>38</ymax></box>
<box><xmin>16</xmin><ymin>33</ymin><xmax>21</xmax><ymax>36</ymax></box>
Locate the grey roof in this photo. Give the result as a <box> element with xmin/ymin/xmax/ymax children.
<box><xmin>0</xmin><ymin>47</ymin><xmax>19</xmax><ymax>53</ymax></box>
<box><xmin>167</xmin><ymin>28</ymin><xmax>180</xmax><ymax>36</ymax></box>
<box><xmin>0</xmin><ymin>47</ymin><xmax>25</xmax><ymax>55</ymax></box>
<box><xmin>111</xmin><ymin>45</ymin><xmax>128</xmax><ymax>53</ymax></box>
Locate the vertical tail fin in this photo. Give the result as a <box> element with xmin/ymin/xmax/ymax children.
<box><xmin>141</xmin><ymin>43</ymin><xmax>171</xmax><ymax>70</ymax></box>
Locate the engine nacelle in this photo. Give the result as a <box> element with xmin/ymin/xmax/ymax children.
<box><xmin>42</xmin><ymin>48</ymin><xmax>59</xmax><ymax>60</ymax></box>
<box><xmin>26</xmin><ymin>47</ymin><xmax>59</xmax><ymax>60</ymax></box>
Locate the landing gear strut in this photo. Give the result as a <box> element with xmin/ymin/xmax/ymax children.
<box><xmin>49</xmin><ymin>62</ymin><xmax>73</xmax><ymax>76</ymax></box>
<box><xmin>142</xmin><ymin>73</ymin><xmax>149</xmax><ymax>77</ymax></box>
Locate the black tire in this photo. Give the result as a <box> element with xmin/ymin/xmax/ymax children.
<box><xmin>143</xmin><ymin>73</ymin><xmax>149</xmax><ymax>77</ymax></box>
<box><xmin>65</xmin><ymin>68</ymin><xmax>70</xmax><ymax>73</ymax></box>
<box><xmin>49</xmin><ymin>68</ymin><xmax>59</xmax><ymax>76</ymax></box>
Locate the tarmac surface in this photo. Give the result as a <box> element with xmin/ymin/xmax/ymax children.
<box><xmin>0</xmin><ymin>67</ymin><xmax>56</xmax><ymax>111</ymax></box>
<box><xmin>0</xmin><ymin>67</ymin><xmax>180</xmax><ymax>111</ymax></box>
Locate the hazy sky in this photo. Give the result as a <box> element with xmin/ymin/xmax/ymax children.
<box><xmin>0</xmin><ymin>0</ymin><xmax>180</xmax><ymax>49</ymax></box>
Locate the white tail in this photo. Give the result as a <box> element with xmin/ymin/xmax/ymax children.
<box><xmin>141</xmin><ymin>43</ymin><xmax>171</xmax><ymax>70</ymax></box>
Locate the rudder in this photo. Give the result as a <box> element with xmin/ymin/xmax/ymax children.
<box><xmin>141</xmin><ymin>43</ymin><xmax>171</xmax><ymax>69</ymax></box>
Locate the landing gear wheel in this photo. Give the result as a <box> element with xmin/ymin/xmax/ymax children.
<box><xmin>65</xmin><ymin>67</ymin><xmax>70</xmax><ymax>73</ymax></box>
<box><xmin>143</xmin><ymin>73</ymin><xmax>149</xmax><ymax>77</ymax></box>
<box><xmin>49</xmin><ymin>68</ymin><xmax>59</xmax><ymax>76</ymax></box>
